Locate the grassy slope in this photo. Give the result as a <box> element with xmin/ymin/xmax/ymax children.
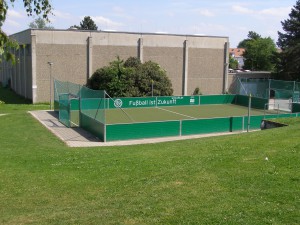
<box><xmin>0</xmin><ymin>87</ymin><xmax>299</xmax><ymax>224</ymax></box>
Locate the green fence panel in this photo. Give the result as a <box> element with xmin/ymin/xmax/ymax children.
<box><xmin>106</xmin><ymin>121</ymin><xmax>180</xmax><ymax>141</ymax></box>
<box><xmin>80</xmin><ymin>98</ymin><xmax>106</xmax><ymax>124</ymax></box>
<box><xmin>234</xmin><ymin>95</ymin><xmax>249</xmax><ymax>107</ymax></box>
<box><xmin>251</xmin><ymin>97</ymin><xmax>268</xmax><ymax>109</ymax></box>
<box><xmin>69</xmin><ymin>99</ymin><xmax>79</xmax><ymax>127</ymax></box>
<box><xmin>230</xmin><ymin>116</ymin><xmax>244</xmax><ymax>132</ymax></box>
<box><xmin>292</xmin><ymin>103</ymin><xmax>300</xmax><ymax>113</ymax></box>
<box><xmin>244</xmin><ymin>115</ymin><xmax>264</xmax><ymax>130</ymax></box>
<box><xmin>156</xmin><ymin>96</ymin><xmax>199</xmax><ymax>106</ymax></box>
<box><xmin>81</xmin><ymin>98</ymin><xmax>106</xmax><ymax>110</ymax></box>
<box><xmin>235</xmin><ymin>95</ymin><xmax>268</xmax><ymax>109</ymax></box>
<box><xmin>108</xmin><ymin>97</ymin><xmax>157</xmax><ymax>109</ymax></box>
<box><xmin>182</xmin><ymin>117</ymin><xmax>231</xmax><ymax>135</ymax></box>
<box><xmin>70</xmin><ymin>98</ymin><xmax>79</xmax><ymax>110</ymax></box>
<box><xmin>80</xmin><ymin>113</ymin><xmax>105</xmax><ymax>141</ymax></box>
<box><xmin>200</xmin><ymin>95</ymin><xmax>235</xmax><ymax>105</ymax></box>
<box><xmin>58</xmin><ymin>93</ymin><xmax>70</xmax><ymax>127</ymax></box>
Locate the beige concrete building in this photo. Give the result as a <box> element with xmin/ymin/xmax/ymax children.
<box><xmin>0</xmin><ymin>29</ymin><xmax>229</xmax><ymax>103</ymax></box>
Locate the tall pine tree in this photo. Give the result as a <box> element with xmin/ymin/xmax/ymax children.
<box><xmin>277</xmin><ymin>0</ymin><xmax>300</xmax><ymax>80</ymax></box>
<box><xmin>71</xmin><ymin>16</ymin><xmax>98</xmax><ymax>30</ymax></box>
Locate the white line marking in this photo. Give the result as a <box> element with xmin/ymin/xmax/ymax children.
<box><xmin>156</xmin><ymin>107</ymin><xmax>196</xmax><ymax>119</ymax></box>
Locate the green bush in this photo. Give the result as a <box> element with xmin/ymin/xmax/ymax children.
<box><xmin>88</xmin><ymin>57</ymin><xmax>173</xmax><ymax>97</ymax></box>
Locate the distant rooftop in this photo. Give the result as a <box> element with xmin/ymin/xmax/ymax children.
<box><xmin>229</xmin><ymin>48</ymin><xmax>245</xmax><ymax>57</ymax></box>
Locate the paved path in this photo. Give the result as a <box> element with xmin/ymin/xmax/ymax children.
<box><xmin>29</xmin><ymin>110</ymin><xmax>245</xmax><ymax>148</ymax></box>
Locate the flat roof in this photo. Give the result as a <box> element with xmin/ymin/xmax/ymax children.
<box><xmin>11</xmin><ymin>28</ymin><xmax>229</xmax><ymax>39</ymax></box>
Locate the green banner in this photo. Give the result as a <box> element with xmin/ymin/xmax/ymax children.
<box><xmin>108</xmin><ymin>97</ymin><xmax>157</xmax><ymax>108</ymax></box>
<box><xmin>108</xmin><ymin>96</ymin><xmax>199</xmax><ymax>109</ymax></box>
<box><xmin>156</xmin><ymin>96</ymin><xmax>199</xmax><ymax>106</ymax></box>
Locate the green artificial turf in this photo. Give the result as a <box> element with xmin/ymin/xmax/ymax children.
<box><xmin>0</xmin><ymin>86</ymin><xmax>299</xmax><ymax>224</ymax></box>
<box><xmin>104</xmin><ymin>104</ymin><xmax>273</xmax><ymax>124</ymax></box>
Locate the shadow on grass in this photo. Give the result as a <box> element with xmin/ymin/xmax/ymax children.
<box><xmin>0</xmin><ymin>85</ymin><xmax>32</xmax><ymax>104</ymax></box>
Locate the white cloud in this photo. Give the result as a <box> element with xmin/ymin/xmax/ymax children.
<box><xmin>232</xmin><ymin>5</ymin><xmax>292</xmax><ymax>18</ymax></box>
<box><xmin>7</xmin><ymin>9</ymin><xmax>24</xmax><ymax>18</ymax></box>
<box><xmin>167</xmin><ymin>11</ymin><xmax>175</xmax><ymax>17</ymax></box>
<box><xmin>189</xmin><ymin>22</ymin><xmax>228</xmax><ymax>35</ymax></box>
<box><xmin>232</xmin><ymin>5</ymin><xmax>253</xmax><ymax>14</ymax></box>
<box><xmin>90</xmin><ymin>16</ymin><xmax>123</xmax><ymax>28</ymax></box>
<box><xmin>110</xmin><ymin>6</ymin><xmax>133</xmax><ymax>20</ymax></box>
<box><xmin>194</xmin><ymin>9</ymin><xmax>215</xmax><ymax>17</ymax></box>
<box><xmin>52</xmin><ymin>10</ymin><xmax>73</xmax><ymax>20</ymax></box>
<box><xmin>6</xmin><ymin>19</ymin><xmax>21</xmax><ymax>27</ymax></box>
<box><xmin>260</xmin><ymin>7</ymin><xmax>291</xmax><ymax>17</ymax></box>
<box><xmin>112</xmin><ymin>6</ymin><xmax>124</xmax><ymax>14</ymax></box>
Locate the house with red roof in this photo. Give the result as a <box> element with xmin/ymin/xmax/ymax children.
<box><xmin>229</xmin><ymin>48</ymin><xmax>245</xmax><ymax>70</ymax></box>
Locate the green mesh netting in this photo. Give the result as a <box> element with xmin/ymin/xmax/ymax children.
<box><xmin>54</xmin><ymin>79</ymin><xmax>81</xmax><ymax>102</ymax></box>
<box><xmin>230</xmin><ymin>78</ymin><xmax>300</xmax><ymax>100</ymax></box>
<box><xmin>80</xmin><ymin>86</ymin><xmax>106</xmax><ymax>124</ymax></box>
<box><xmin>59</xmin><ymin>93</ymin><xmax>70</xmax><ymax>127</ymax></box>
<box><xmin>54</xmin><ymin>79</ymin><xmax>107</xmax><ymax>125</ymax></box>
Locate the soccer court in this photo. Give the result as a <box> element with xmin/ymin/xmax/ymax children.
<box><xmin>104</xmin><ymin>104</ymin><xmax>270</xmax><ymax>124</ymax></box>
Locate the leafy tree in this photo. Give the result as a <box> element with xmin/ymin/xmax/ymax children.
<box><xmin>124</xmin><ymin>56</ymin><xmax>141</xmax><ymax>68</ymax></box>
<box><xmin>277</xmin><ymin>0</ymin><xmax>300</xmax><ymax>80</ymax></box>
<box><xmin>88</xmin><ymin>57</ymin><xmax>133</xmax><ymax>97</ymax></box>
<box><xmin>88</xmin><ymin>57</ymin><xmax>173</xmax><ymax>97</ymax></box>
<box><xmin>240</xmin><ymin>31</ymin><xmax>277</xmax><ymax>71</ymax></box>
<box><xmin>0</xmin><ymin>0</ymin><xmax>52</xmax><ymax>63</ymax></box>
<box><xmin>29</xmin><ymin>16</ymin><xmax>54</xmax><ymax>29</ymax></box>
<box><xmin>229</xmin><ymin>54</ymin><xmax>238</xmax><ymax>70</ymax></box>
<box><xmin>136</xmin><ymin>61</ymin><xmax>173</xmax><ymax>96</ymax></box>
<box><xmin>237</xmin><ymin>31</ymin><xmax>261</xmax><ymax>48</ymax></box>
<box><xmin>72</xmin><ymin>16</ymin><xmax>98</xmax><ymax>30</ymax></box>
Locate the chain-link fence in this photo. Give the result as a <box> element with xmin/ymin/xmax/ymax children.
<box><xmin>229</xmin><ymin>77</ymin><xmax>300</xmax><ymax>102</ymax></box>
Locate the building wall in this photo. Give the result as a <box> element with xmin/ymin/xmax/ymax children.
<box><xmin>0</xmin><ymin>29</ymin><xmax>229</xmax><ymax>103</ymax></box>
<box><xmin>1</xmin><ymin>30</ymin><xmax>33</xmax><ymax>100</ymax></box>
<box><xmin>35</xmin><ymin>44</ymin><xmax>87</xmax><ymax>101</ymax></box>
<box><xmin>143</xmin><ymin>46</ymin><xmax>184</xmax><ymax>95</ymax></box>
<box><xmin>93</xmin><ymin>46</ymin><xmax>138</xmax><ymax>71</ymax></box>
<box><xmin>188</xmin><ymin>48</ymin><xmax>225</xmax><ymax>95</ymax></box>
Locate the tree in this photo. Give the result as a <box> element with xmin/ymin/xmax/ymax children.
<box><xmin>229</xmin><ymin>54</ymin><xmax>238</xmax><ymax>70</ymax></box>
<box><xmin>239</xmin><ymin>31</ymin><xmax>277</xmax><ymax>71</ymax></box>
<box><xmin>0</xmin><ymin>0</ymin><xmax>52</xmax><ymax>63</ymax></box>
<box><xmin>243</xmin><ymin>37</ymin><xmax>277</xmax><ymax>71</ymax></box>
<box><xmin>237</xmin><ymin>31</ymin><xmax>261</xmax><ymax>48</ymax></box>
<box><xmin>124</xmin><ymin>56</ymin><xmax>141</xmax><ymax>68</ymax></box>
<box><xmin>72</xmin><ymin>16</ymin><xmax>98</xmax><ymax>30</ymax></box>
<box><xmin>88</xmin><ymin>57</ymin><xmax>173</xmax><ymax>97</ymax></box>
<box><xmin>29</xmin><ymin>17</ymin><xmax>54</xmax><ymax>29</ymax></box>
<box><xmin>277</xmin><ymin>0</ymin><xmax>300</xmax><ymax>80</ymax></box>
<box><xmin>135</xmin><ymin>61</ymin><xmax>173</xmax><ymax>96</ymax></box>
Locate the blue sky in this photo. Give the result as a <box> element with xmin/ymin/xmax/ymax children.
<box><xmin>3</xmin><ymin>0</ymin><xmax>297</xmax><ymax>47</ymax></box>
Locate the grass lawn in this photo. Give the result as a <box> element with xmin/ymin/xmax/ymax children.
<box><xmin>0</xmin><ymin>86</ymin><xmax>299</xmax><ymax>224</ymax></box>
